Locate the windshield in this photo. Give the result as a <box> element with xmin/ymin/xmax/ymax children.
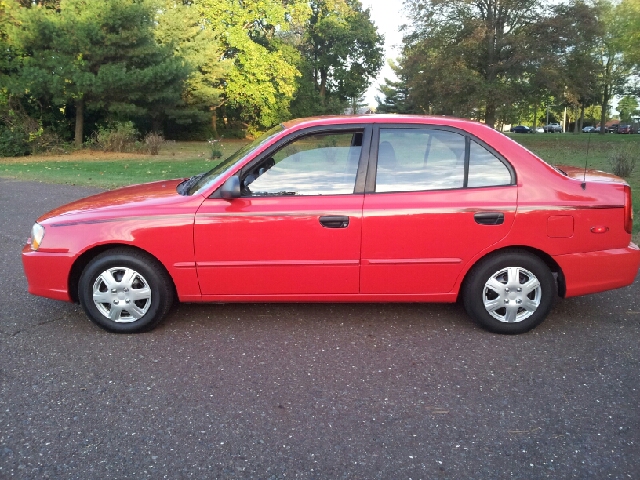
<box><xmin>186</xmin><ymin>125</ymin><xmax>284</xmax><ymax>195</ymax></box>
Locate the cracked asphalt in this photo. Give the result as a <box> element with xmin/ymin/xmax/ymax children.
<box><xmin>1</xmin><ymin>177</ymin><xmax>639</xmax><ymax>479</ymax></box>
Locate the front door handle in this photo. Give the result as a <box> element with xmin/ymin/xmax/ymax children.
<box><xmin>319</xmin><ymin>215</ymin><xmax>349</xmax><ymax>228</ymax></box>
<box><xmin>474</xmin><ymin>212</ymin><xmax>505</xmax><ymax>225</ymax></box>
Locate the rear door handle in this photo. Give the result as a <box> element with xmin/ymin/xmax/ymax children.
<box><xmin>474</xmin><ymin>212</ymin><xmax>504</xmax><ymax>225</ymax></box>
<box><xmin>319</xmin><ymin>216</ymin><xmax>349</xmax><ymax>228</ymax></box>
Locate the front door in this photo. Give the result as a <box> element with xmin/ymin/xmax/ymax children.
<box><xmin>195</xmin><ymin>128</ymin><xmax>369</xmax><ymax>297</ymax></box>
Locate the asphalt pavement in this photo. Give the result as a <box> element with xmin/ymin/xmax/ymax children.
<box><xmin>1</xmin><ymin>177</ymin><xmax>639</xmax><ymax>479</ymax></box>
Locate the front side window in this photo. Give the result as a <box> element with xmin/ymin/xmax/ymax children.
<box><xmin>188</xmin><ymin>125</ymin><xmax>284</xmax><ymax>195</ymax></box>
<box><xmin>242</xmin><ymin>131</ymin><xmax>363</xmax><ymax>196</ymax></box>
<box><xmin>375</xmin><ymin>129</ymin><xmax>466</xmax><ymax>192</ymax></box>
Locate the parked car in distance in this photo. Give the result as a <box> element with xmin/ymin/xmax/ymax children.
<box><xmin>607</xmin><ymin>124</ymin><xmax>619</xmax><ymax>133</ymax></box>
<box><xmin>582</xmin><ymin>126</ymin><xmax>595</xmax><ymax>133</ymax></box>
<box><xmin>22</xmin><ymin>115</ymin><xmax>640</xmax><ymax>335</ymax></box>
<box><xmin>535</xmin><ymin>127</ymin><xmax>544</xmax><ymax>133</ymax></box>
<box><xmin>510</xmin><ymin>125</ymin><xmax>531</xmax><ymax>134</ymax></box>
<box><xmin>543</xmin><ymin>123</ymin><xmax>563</xmax><ymax>133</ymax></box>
<box><xmin>617</xmin><ymin>124</ymin><xmax>635</xmax><ymax>134</ymax></box>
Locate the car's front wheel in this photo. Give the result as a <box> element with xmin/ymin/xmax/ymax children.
<box><xmin>78</xmin><ymin>248</ymin><xmax>174</xmax><ymax>333</ymax></box>
<box><xmin>462</xmin><ymin>251</ymin><xmax>557</xmax><ymax>334</ymax></box>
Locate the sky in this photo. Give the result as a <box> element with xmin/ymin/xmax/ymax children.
<box><xmin>362</xmin><ymin>0</ymin><xmax>408</xmax><ymax>107</ymax></box>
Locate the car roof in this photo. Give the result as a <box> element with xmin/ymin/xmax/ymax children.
<box><xmin>281</xmin><ymin>114</ymin><xmax>486</xmax><ymax>131</ymax></box>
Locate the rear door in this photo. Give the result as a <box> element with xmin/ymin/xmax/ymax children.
<box><xmin>361</xmin><ymin>125</ymin><xmax>518</xmax><ymax>295</ymax></box>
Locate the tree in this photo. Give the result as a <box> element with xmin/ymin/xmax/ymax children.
<box><xmin>539</xmin><ymin>1</ymin><xmax>602</xmax><ymax>132</ymax></box>
<box><xmin>155</xmin><ymin>0</ymin><xmax>231</xmax><ymax>135</ymax></box>
<box><xmin>376</xmin><ymin>60</ymin><xmax>413</xmax><ymax>114</ymax></box>
<box><xmin>402</xmin><ymin>0</ymin><xmax>551</xmax><ymax>127</ymax></box>
<box><xmin>617</xmin><ymin>95</ymin><xmax>639</xmax><ymax>123</ymax></box>
<box><xmin>196</xmin><ymin>0</ymin><xmax>311</xmax><ymax>130</ymax></box>
<box><xmin>616</xmin><ymin>0</ymin><xmax>640</xmax><ymax>70</ymax></box>
<box><xmin>591</xmin><ymin>0</ymin><xmax>632</xmax><ymax>134</ymax></box>
<box><xmin>12</xmin><ymin>0</ymin><xmax>188</xmax><ymax>146</ymax></box>
<box><xmin>294</xmin><ymin>0</ymin><xmax>383</xmax><ymax>115</ymax></box>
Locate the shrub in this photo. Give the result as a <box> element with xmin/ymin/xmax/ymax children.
<box><xmin>30</xmin><ymin>130</ymin><xmax>69</xmax><ymax>155</ymax></box>
<box><xmin>0</xmin><ymin>126</ymin><xmax>30</xmax><ymax>157</ymax></box>
<box><xmin>209</xmin><ymin>139</ymin><xmax>223</xmax><ymax>159</ymax></box>
<box><xmin>92</xmin><ymin>122</ymin><xmax>139</xmax><ymax>152</ymax></box>
<box><xmin>608</xmin><ymin>145</ymin><xmax>637</xmax><ymax>177</ymax></box>
<box><xmin>144</xmin><ymin>132</ymin><xmax>164</xmax><ymax>155</ymax></box>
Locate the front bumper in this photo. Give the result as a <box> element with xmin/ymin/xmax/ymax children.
<box><xmin>22</xmin><ymin>245</ymin><xmax>75</xmax><ymax>302</ymax></box>
<box><xmin>554</xmin><ymin>243</ymin><xmax>640</xmax><ymax>298</ymax></box>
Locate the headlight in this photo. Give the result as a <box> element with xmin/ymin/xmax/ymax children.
<box><xmin>30</xmin><ymin>223</ymin><xmax>45</xmax><ymax>251</ymax></box>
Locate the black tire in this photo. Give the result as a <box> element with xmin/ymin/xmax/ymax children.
<box><xmin>78</xmin><ymin>248</ymin><xmax>175</xmax><ymax>333</ymax></box>
<box><xmin>462</xmin><ymin>250</ymin><xmax>556</xmax><ymax>334</ymax></box>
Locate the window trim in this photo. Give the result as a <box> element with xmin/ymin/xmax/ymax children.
<box><xmin>366</xmin><ymin>124</ymin><xmax>516</xmax><ymax>194</ymax></box>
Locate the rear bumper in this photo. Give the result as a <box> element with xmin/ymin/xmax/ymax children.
<box><xmin>554</xmin><ymin>243</ymin><xmax>640</xmax><ymax>298</ymax></box>
<box><xmin>22</xmin><ymin>245</ymin><xmax>75</xmax><ymax>302</ymax></box>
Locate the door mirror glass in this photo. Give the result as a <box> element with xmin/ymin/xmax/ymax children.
<box><xmin>220</xmin><ymin>175</ymin><xmax>241</xmax><ymax>199</ymax></box>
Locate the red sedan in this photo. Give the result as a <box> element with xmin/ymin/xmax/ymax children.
<box><xmin>22</xmin><ymin>115</ymin><xmax>640</xmax><ymax>334</ymax></box>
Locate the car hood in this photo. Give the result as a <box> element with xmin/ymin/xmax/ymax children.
<box><xmin>38</xmin><ymin>179</ymin><xmax>187</xmax><ymax>222</ymax></box>
<box><xmin>557</xmin><ymin>166</ymin><xmax>628</xmax><ymax>184</ymax></box>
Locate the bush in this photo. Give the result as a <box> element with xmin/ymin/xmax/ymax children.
<box><xmin>144</xmin><ymin>132</ymin><xmax>164</xmax><ymax>155</ymax></box>
<box><xmin>209</xmin><ymin>139</ymin><xmax>223</xmax><ymax>159</ymax></box>
<box><xmin>92</xmin><ymin>122</ymin><xmax>139</xmax><ymax>152</ymax></box>
<box><xmin>30</xmin><ymin>130</ymin><xmax>69</xmax><ymax>155</ymax></box>
<box><xmin>608</xmin><ymin>146</ymin><xmax>637</xmax><ymax>177</ymax></box>
<box><xmin>0</xmin><ymin>126</ymin><xmax>30</xmax><ymax>157</ymax></box>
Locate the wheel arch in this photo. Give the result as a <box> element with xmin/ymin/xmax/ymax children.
<box><xmin>68</xmin><ymin>243</ymin><xmax>177</xmax><ymax>303</ymax></box>
<box><xmin>458</xmin><ymin>245</ymin><xmax>566</xmax><ymax>301</ymax></box>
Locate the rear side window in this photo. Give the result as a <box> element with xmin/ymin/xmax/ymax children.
<box><xmin>467</xmin><ymin>140</ymin><xmax>512</xmax><ymax>187</ymax></box>
<box><xmin>375</xmin><ymin>129</ymin><xmax>466</xmax><ymax>192</ymax></box>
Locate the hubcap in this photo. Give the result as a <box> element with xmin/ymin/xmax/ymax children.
<box><xmin>482</xmin><ymin>267</ymin><xmax>541</xmax><ymax>323</ymax></box>
<box><xmin>92</xmin><ymin>267</ymin><xmax>151</xmax><ymax>323</ymax></box>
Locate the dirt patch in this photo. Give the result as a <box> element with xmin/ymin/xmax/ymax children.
<box><xmin>0</xmin><ymin>139</ymin><xmax>248</xmax><ymax>164</ymax></box>
<box><xmin>0</xmin><ymin>149</ymin><xmax>152</xmax><ymax>164</ymax></box>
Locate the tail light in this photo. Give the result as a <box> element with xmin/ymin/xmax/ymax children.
<box><xmin>624</xmin><ymin>185</ymin><xmax>633</xmax><ymax>234</ymax></box>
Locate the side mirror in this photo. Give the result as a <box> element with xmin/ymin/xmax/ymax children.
<box><xmin>220</xmin><ymin>175</ymin><xmax>241</xmax><ymax>199</ymax></box>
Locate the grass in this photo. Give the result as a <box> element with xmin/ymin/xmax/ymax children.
<box><xmin>0</xmin><ymin>140</ymin><xmax>248</xmax><ymax>189</ymax></box>
<box><xmin>1</xmin><ymin>132</ymin><xmax>638</xmax><ymax>238</ymax></box>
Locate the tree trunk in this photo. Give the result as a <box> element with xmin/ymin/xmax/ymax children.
<box><xmin>74</xmin><ymin>97</ymin><xmax>84</xmax><ymax>148</ymax></box>
<box><xmin>599</xmin><ymin>58</ymin><xmax>611</xmax><ymax>135</ymax></box>
<box><xmin>319</xmin><ymin>68</ymin><xmax>327</xmax><ymax>105</ymax></box>
<box><xmin>578</xmin><ymin>105</ymin><xmax>585</xmax><ymax>133</ymax></box>
<box><xmin>484</xmin><ymin>1</ymin><xmax>497</xmax><ymax>129</ymax></box>
<box><xmin>211</xmin><ymin>107</ymin><xmax>218</xmax><ymax>138</ymax></box>
<box><xmin>485</xmin><ymin>102</ymin><xmax>497</xmax><ymax>129</ymax></box>
<box><xmin>151</xmin><ymin>117</ymin><xmax>162</xmax><ymax>133</ymax></box>
<box><xmin>599</xmin><ymin>85</ymin><xmax>609</xmax><ymax>135</ymax></box>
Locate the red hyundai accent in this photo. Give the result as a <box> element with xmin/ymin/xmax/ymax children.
<box><xmin>22</xmin><ymin>115</ymin><xmax>640</xmax><ymax>334</ymax></box>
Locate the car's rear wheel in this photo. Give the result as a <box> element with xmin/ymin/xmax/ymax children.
<box><xmin>78</xmin><ymin>249</ymin><xmax>174</xmax><ymax>333</ymax></box>
<box><xmin>463</xmin><ymin>251</ymin><xmax>556</xmax><ymax>334</ymax></box>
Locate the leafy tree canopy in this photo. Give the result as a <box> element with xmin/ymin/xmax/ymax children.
<box><xmin>155</xmin><ymin>0</ymin><xmax>232</xmax><ymax>126</ymax></box>
<box><xmin>292</xmin><ymin>0</ymin><xmax>384</xmax><ymax>116</ymax></box>
<box><xmin>196</xmin><ymin>0</ymin><xmax>311</xmax><ymax>130</ymax></box>
<box><xmin>11</xmin><ymin>0</ymin><xmax>188</xmax><ymax>145</ymax></box>
<box><xmin>617</xmin><ymin>95</ymin><xmax>639</xmax><ymax>123</ymax></box>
